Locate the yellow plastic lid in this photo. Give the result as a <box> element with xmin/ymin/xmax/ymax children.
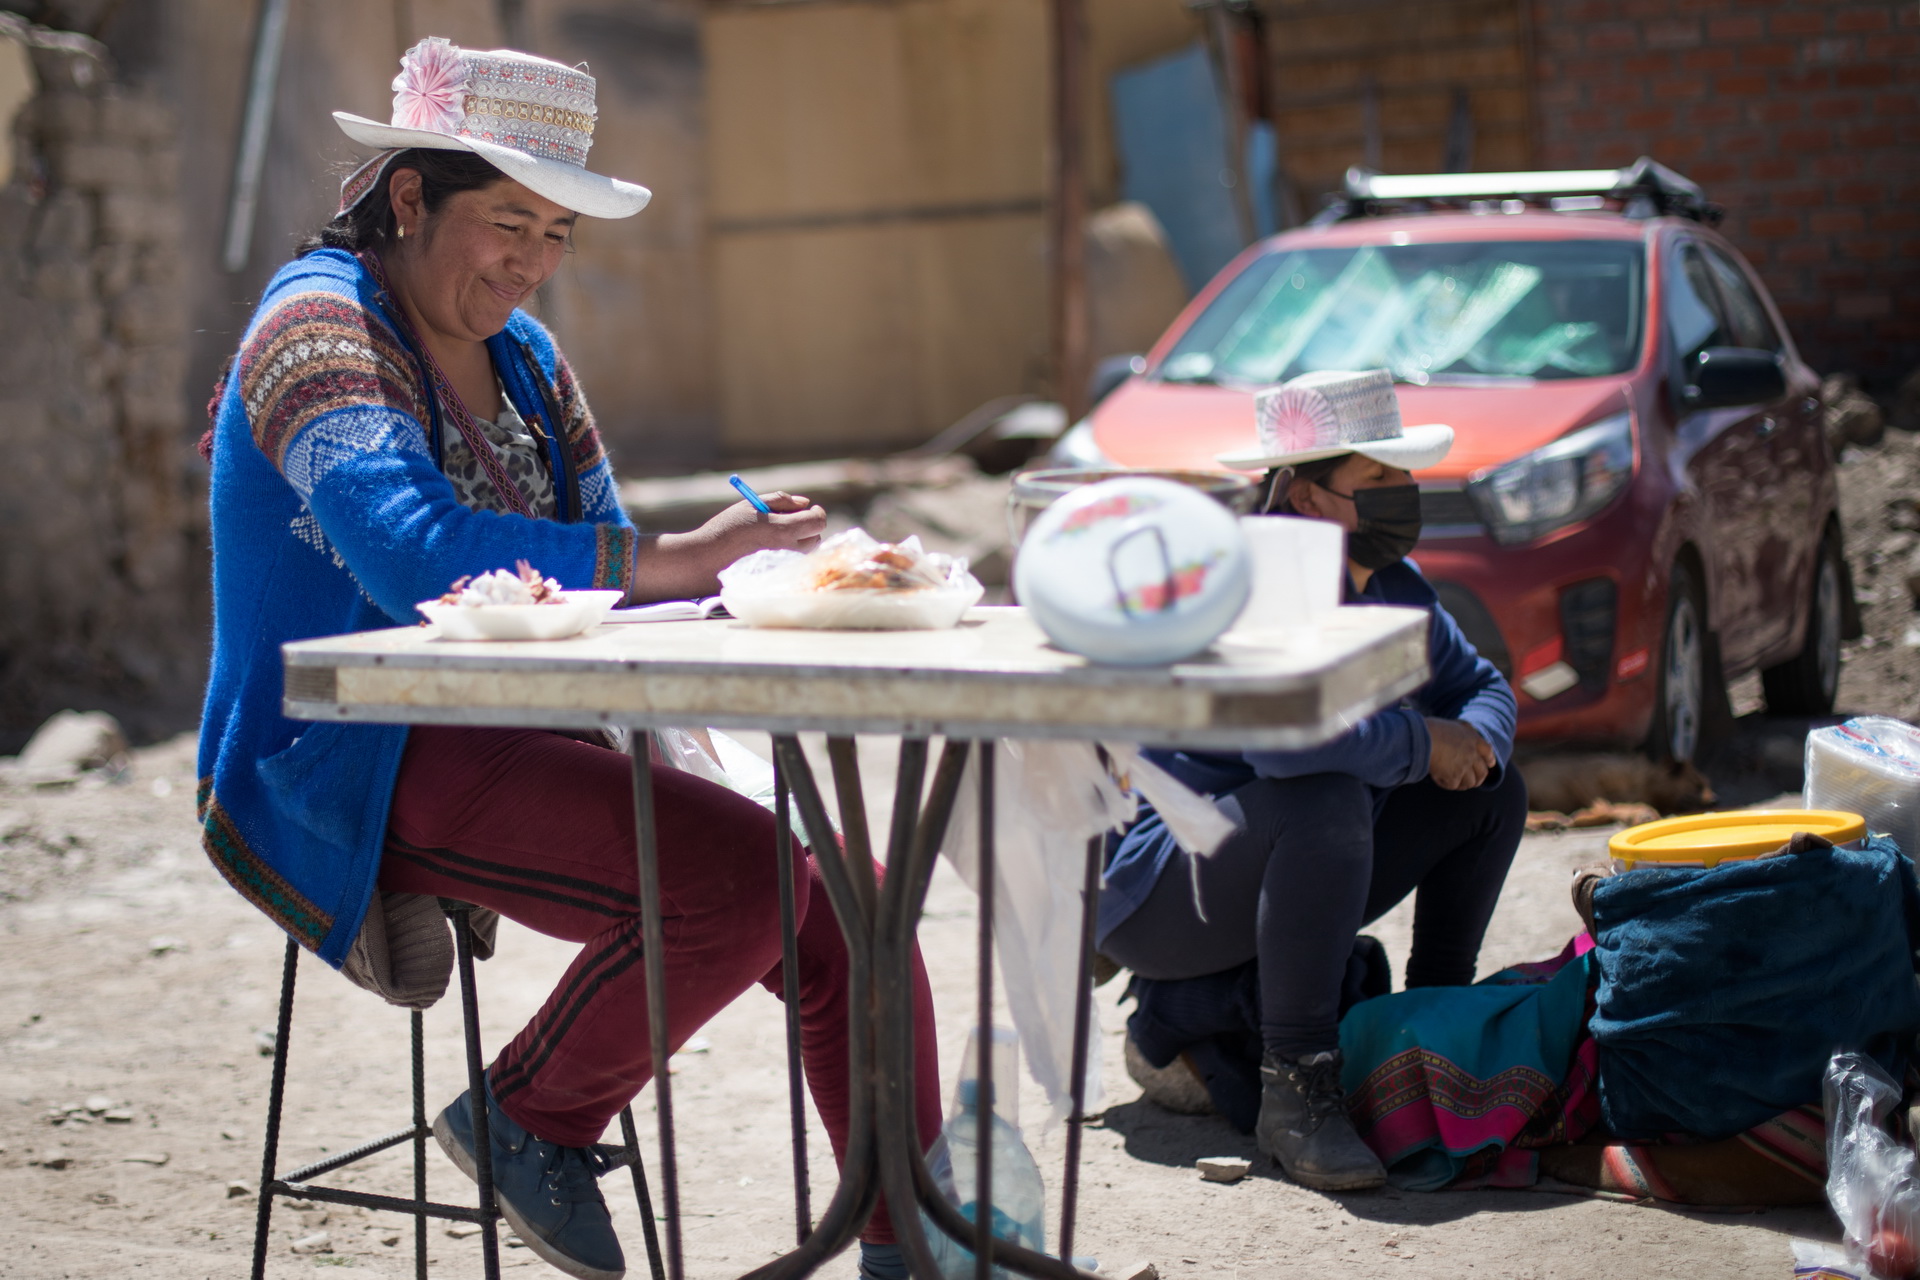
<box><xmin>1608</xmin><ymin>809</ymin><xmax>1868</xmax><ymax>867</ymax></box>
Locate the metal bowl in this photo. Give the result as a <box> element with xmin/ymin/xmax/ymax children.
<box><xmin>1006</xmin><ymin>467</ymin><xmax>1259</xmax><ymax>549</ymax></box>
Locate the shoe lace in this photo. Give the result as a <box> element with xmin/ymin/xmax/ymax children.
<box><xmin>1295</xmin><ymin>1055</ymin><xmax>1346</xmax><ymax>1123</ymax></box>
<box><xmin>536</xmin><ymin>1140</ymin><xmax>616</xmax><ymax>1206</ymax></box>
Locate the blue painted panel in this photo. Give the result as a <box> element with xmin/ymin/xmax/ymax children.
<box><xmin>1246</xmin><ymin>119</ymin><xmax>1277</xmax><ymax>240</ymax></box>
<box><xmin>1111</xmin><ymin>43</ymin><xmax>1246</xmax><ymax>293</ymax></box>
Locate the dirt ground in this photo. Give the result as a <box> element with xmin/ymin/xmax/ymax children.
<box><xmin>0</xmin><ymin>739</ymin><xmax>1829</xmax><ymax>1280</ymax></box>
<box><xmin>8</xmin><ymin>429</ymin><xmax>1920</xmax><ymax>1279</ymax></box>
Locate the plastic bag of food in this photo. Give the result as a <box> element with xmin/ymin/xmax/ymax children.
<box><xmin>718</xmin><ymin>528</ymin><xmax>984</xmax><ymax>630</ymax></box>
<box><xmin>1808</xmin><ymin>718</ymin><xmax>1920</xmax><ymax>859</ymax></box>
<box><xmin>1825</xmin><ymin>1050</ymin><xmax>1920</xmax><ymax>1278</ymax></box>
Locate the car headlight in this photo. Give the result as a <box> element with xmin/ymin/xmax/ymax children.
<box><xmin>1466</xmin><ymin>411</ymin><xmax>1635</xmax><ymax>546</ymax></box>
<box><xmin>1046</xmin><ymin>419</ymin><xmax>1113</xmax><ymax>469</ymax></box>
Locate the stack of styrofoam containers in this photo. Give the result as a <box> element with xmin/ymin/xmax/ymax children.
<box><xmin>1806</xmin><ymin>717</ymin><xmax>1920</xmax><ymax>858</ymax></box>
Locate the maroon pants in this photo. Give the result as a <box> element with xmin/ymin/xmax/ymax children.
<box><xmin>380</xmin><ymin>725</ymin><xmax>942</xmax><ymax>1243</ymax></box>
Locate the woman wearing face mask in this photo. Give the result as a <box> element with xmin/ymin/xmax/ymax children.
<box><xmin>1095</xmin><ymin>370</ymin><xmax>1525</xmax><ymax>1193</ymax></box>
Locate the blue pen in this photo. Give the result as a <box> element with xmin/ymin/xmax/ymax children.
<box><xmin>729</xmin><ymin>473</ymin><xmax>772</xmax><ymax>514</ymax></box>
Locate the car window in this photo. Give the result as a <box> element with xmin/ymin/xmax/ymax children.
<box><xmin>1703</xmin><ymin>247</ymin><xmax>1782</xmax><ymax>353</ymax></box>
<box><xmin>1156</xmin><ymin>239</ymin><xmax>1645</xmax><ymax>385</ymax></box>
<box><xmin>1666</xmin><ymin>242</ymin><xmax>1728</xmax><ymax>362</ymax></box>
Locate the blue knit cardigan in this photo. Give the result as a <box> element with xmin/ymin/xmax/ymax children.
<box><xmin>197</xmin><ymin>249</ymin><xmax>636</xmax><ymax>965</ymax></box>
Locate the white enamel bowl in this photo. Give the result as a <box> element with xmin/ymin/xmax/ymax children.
<box><xmin>1013</xmin><ymin>476</ymin><xmax>1251</xmax><ymax>666</ymax></box>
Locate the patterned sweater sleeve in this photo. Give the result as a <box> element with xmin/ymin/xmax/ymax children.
<box><xmin>238</xmin><ymin>282</ymin><xmax>636</xmax><ymax>621</ymax></box>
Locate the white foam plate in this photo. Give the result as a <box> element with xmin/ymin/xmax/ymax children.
<box><xmin>415</xmin><ymin>589</ymin><xmax>625</xmax><ymax>641</ymax></box>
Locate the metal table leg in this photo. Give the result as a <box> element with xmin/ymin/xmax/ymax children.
<box><xmin>742</xmin><ymin>736</ymin><xmax>882</xmax><ymax>1280</ymax></box>
<box><xmin>973</xmin><ymin>745</ymin><xmax>997</xmax><ymax>1280</ymax></box>
<box><xmin>629</xmin><ymin>744</ymin><xmax>683</xmax><ymax>1280</ymax></box>
<box><xmin>636</xmin><ymin>732</ymin><xmax>1102</xmax><ymax>1280</ymax></box>
<box><xmin>873</xmin><ymin>741</ymin><xmax>1095</xmax><ymax>1280</ymax></box>
<box><xmin>775</xmin><ymin>761</ymin><xmax>813</xmax><ymax>1246</ymax></box>
<box><xmin>1057</xmin><ymin>835</ymin><xmax>1103</xmax><ymax>1262</ymax></box>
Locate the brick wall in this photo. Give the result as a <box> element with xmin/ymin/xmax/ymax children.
<box><xmin>1532</xmin><ymin>0</ymin><xmax>1918</xmax><ymax>389</ymax></box>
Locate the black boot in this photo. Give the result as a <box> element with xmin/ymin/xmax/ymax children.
<box><xmin>1255</xmin><ymin>1049</ymin><xmax>1386</xmax><ymax>1192</ymax></box>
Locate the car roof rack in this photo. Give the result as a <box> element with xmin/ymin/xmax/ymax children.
<box><xmin>1316</xmin><ymin>157</ymin><xmax>1723</xmax><ymax>226</ymax></box>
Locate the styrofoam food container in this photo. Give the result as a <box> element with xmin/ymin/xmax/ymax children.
<box><xmin>416</xmin><ymin>589</ymin><xmax>625</xmax><ymax>641</ymax></box>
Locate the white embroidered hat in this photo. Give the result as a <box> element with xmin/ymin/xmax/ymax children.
<box><xmin>333</xmin><ymin>37</ymin><xmax>649</xmax><ymax>220</ymax></box>
<box><xmin>1217</xmin><ymin>369</ymin><xmax>1453</xmax><ymax>472</ymax></box>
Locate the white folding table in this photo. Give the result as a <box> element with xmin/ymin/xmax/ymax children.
<box><xmin>282</xmin><ymin>604</ymin><xmax>1429</xmax><ymax>1280</ymax></box>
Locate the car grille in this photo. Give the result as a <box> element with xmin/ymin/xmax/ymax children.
<box><xmin>1419</xmin><ymin>486</ymin><xmax>1483</xmax><ymax>539</ymax></box>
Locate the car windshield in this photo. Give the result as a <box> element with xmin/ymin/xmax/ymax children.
<box><xmin>1156</xmin><ymin>239</ymin><xmax>1645</xmax><ymax>385</ymax></box>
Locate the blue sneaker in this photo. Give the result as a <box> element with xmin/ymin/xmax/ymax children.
<box><xmin>433</xmin><ymin>1079</ymin><xmax>626</xmax><ymax>1280</ymax></box>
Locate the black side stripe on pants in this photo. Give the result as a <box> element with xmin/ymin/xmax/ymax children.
<box><xmin>492</xmin><ymin>916</ymin><xmax>651</xmax><ymax>1102</ymax></box>
<box><xmin>383</xmin><ymin>838</ymin><xmax>633</xmax><ymax>919</ymax></box>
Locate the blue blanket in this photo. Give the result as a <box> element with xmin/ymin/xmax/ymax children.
<box><xmin>1590</xmin><ymin>835</ymin><xmax>1920</xmax><ymax>1141</ymax></box>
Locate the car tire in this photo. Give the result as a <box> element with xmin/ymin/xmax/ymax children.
<box><xmin>1761</xmin><ymin>530</ymin><xmax>1843</xmax><ymax>716</ymax></box>
<box><xmin>1648</xmin><ymin>560</ymin><xmax>1707</xmax><ymax>765</ymax></box>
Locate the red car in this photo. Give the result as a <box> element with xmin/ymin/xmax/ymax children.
<box><xmin>1049</xmin><ymin>163</ymin><xmax>1848</xmax><ymax>763</ymax></box>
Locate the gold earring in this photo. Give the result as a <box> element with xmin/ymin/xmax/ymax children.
<box><xmin>397</xmin><ymin>224</ymin><xmax>406</xmax><ymax>240</ymax></box>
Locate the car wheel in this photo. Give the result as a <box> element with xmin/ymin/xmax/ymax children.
<box><xmin>1761</xmin><ymin>531</ymin><xmax>1843</xmax><ymax>716</ymax></box>
<box><xmin>1649</xmin><ymin>561</ymin><xmax>1706</xmax><ymax>764</ymax></box>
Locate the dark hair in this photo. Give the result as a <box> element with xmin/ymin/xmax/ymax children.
<box><xmin>1263</xmin><ymin>455</ymin><xmax>1350</xmax><ymax>514</ymax></box>
<box><xmin>297</xmin><ymin>148</ymin><xmax>507</xmax><ymax>256</ymax></box>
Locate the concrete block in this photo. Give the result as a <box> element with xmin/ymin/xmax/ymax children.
<box><xmin>55</xmin><ymin>142</ymin><xmax>139</xmax><ymax>191</ymax></box>
<box><xmin>100</xmin><ymin>93</ymin><xmax>175</xmax><ymax>144</ymax></box>
<box><xmin>29</xmin><ymin>93</ymin><xmax>98</xmax><ymax>143</ymax></box>
<box><xmin>30</xmin><ymin>189</ymin><xmax>93</xmax><ymax>257</ymax></box>
<box><xmin>31</xmin><ymin>260</ymin><xmax>90</xmax><ymax>303</ymax></box>
<box><xmin>111</xmin><ymin>286</ymin><xmax>181</xmax><ymax>346</ymax></box>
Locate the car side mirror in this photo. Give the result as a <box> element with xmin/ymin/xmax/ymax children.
<box><xmin>1686</xmin><ymin>347</ymin><xmax>1787</xmax><ymax>409</ymax></box>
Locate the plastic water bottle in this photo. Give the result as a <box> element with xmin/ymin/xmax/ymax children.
<box><xmin>920</xmin><ymin>1030</ymin><xmax>1047</xmax><ymax>1280</ymax></box>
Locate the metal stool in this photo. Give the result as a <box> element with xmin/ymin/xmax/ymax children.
<box><xmin>248</xmin><ymin>901</ymin><xmax>668</xmax><ymax>1280</ymax></box>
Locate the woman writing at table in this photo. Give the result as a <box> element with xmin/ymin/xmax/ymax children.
<box><xmin>197</xmin><ymin>40</ymin><xmax>939</xmax><ymax>1280</ymax></box>
<box><xmin>1097</xmin><ymin>371</ymin><xmax>1526</xmax><ymax>1193</ymax></box>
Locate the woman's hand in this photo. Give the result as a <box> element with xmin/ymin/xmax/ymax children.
<box><xmin>699</xmin><ymin>491</ymin><xmax>827</xmax><ymax>559</ymax></box>
<box><xmin>1426</xmin><ymin>718</ymin><xmax>1496</xmax><ymax>791</ymax></box>
<box><xmin>629</xmin><ymin>492</ymin><xmax>827</xmax><ymax>603</ymax></box>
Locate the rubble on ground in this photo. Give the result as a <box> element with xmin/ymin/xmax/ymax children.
<box><xmin>1824</xmin><ymin>373</ymin><xmax>1885</xmax><ymax>455</ymax></box>
<box><xmin>1836</xmin><ymin>416</ymin><xmax>1920</xmax><ymax>723</ymax></box>
<box><xmin>1891</xmin><ymin>367</ymin><xmax>1920</xmax><ymax>434</ymax></box>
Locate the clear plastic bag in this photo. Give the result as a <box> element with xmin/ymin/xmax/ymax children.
<box><xmin>718</xmin><ymin>528</ymin><xmax>984</xmax><ymax>630</ymax></box>
<box><xmin>941</xmin><ymin>740</ymin><xmax>1135</xmax><ymax>1126</ymax></box>
<box><xmin>1808</xmin><ymin>718</ymin><xmax>1920</xmax><ymax>859</ymax></box>
<box><xmin>1825</xmin><ymin>1051</ymin><xmax>1920</xmax><ymax>1279</ymax></box>
<box><xmin>651</xmin><ymin>727</ymin><xmax>818</xmax><ymax>842</ymax></box>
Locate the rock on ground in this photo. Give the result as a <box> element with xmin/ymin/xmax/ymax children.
<box><xmin>8</xmin><ymin>710</ymin><xmax>128</xmax><ymax>785</ymax></box>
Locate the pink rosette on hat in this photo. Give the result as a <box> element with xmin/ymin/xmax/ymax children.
<box><xmin>391</xmin><ymin>36</ymin><xmax>467</xmax><ymax>135</ymax></box>
<box><xmin>1218</xmin><ymin>368</ymin><xmax>1454</xmax><ymax>472</ymax></box>
<box><xmin>1256</xmin><ymin>382</ymin><xmax>1343</xmax><ymax>457</ymax></box>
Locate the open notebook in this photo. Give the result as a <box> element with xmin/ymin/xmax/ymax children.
<box><xmin>605</xmin><ymin>597</ymin><xmax>731</xmax><ymax>623</ymax></box>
